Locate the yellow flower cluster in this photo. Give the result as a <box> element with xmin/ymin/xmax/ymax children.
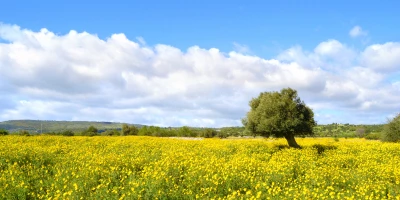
<box><xmin>0</xmin><ymin>136</ymin><xmax>399</xmax><ymax>199</ymax></box>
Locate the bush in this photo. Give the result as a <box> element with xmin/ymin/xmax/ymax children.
<box><xmin>138</xmin><ymin>126</ymin><xmax>151</xmax><ymax>136</ymax></box>
<box><xmin>355</xmin><ymin>128</ymin><xmax>367</xmax><ymax>138</ymax></box>
<box><xmin>101</xmin><ymin>129</ymin><xmax>120</xmax><ymax>136</ymax></box>
<box><xmin>19</xmin><ymin>130</ymin><xmax>30</xmax><ymax>136</ymax></box>
<box><xmin>122</xmin><ymin>124</ymin><xmax>138</xmax><ymax>136</ymax></box>
<box><xmin>61</xmin><ymin>130</ymin><xmax>75</xmax><ymax>136</ymax></box>
<box><xmin>0</xmin><ymin>129</ymin><xmax>8</xmax><ymax>136</ymax></box>
<box><xmin>382</xmin><ymin>113</ymin><xmax>400</xmax><ymax>142</ymax></box>
<box><xmin>82</xmin><ymin>126</ymin><xmax>98</xmax><ymax>136</ymax></box>
<box><xmin>201</xmin><ymin>128</ymin><xmax>217</xmax><ymax>138</ymax></box>
<box><xmin>177</xmin><ymin>126</ymin><xmax>194</xmax><ymax>137</ymax></box>
<box><xmin>333</xmin><ymin>136</ymin><xmax>339</xmax><ymax>142</ymax></box>
<box><xmin>365</xmin><ymin>132</ymin><xmax>381</xmax><ymax>140</ymax></box>
<box><xmin>216</xmin><ymin>130</ymin><xmax>228</xmax><ymax>138</ymax></box>
<box><xmin>43</xmin><ymin>131</ymin><xmax>57</xmax><ymax>135</ymax></box>
<box><xmin>311</xmin><ymin>144</ymin><xmax>338</xmax><ymax>155</ymax></box>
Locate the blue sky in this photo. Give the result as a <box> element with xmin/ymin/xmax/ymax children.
<box><xmin>2</xmin><ymin>0</ymin><xmax>399</xmax><ymax>55</ymax></box>
<box><xmin>0</xmin><ymin>0</ymin><xmax>400</xmax><ymax>126</ymax></box>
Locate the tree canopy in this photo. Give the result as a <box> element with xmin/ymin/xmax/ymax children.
<box><xmin>122</xmin><ymin>124</ymin><xmax>139</xmax><ymax>136</ymax></box>
<box><xmin>382</xmin><ymin>113</ymin><xmax>400</xmax><ymax>142</ymax></box>
<box><xmin>243</xmin><ymin>88</ymin><xmax>316</xmax><ymax>148</ymax></box>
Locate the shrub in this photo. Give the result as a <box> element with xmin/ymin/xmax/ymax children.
<box><xmin>217</xmin><ymin>130</ymin><xmax>228</xmax><ymax>138</ymax></box>
<box><xmin>138</xmin><ymin>126</ymin><xmax>151</xmax><ymax>136</ymax></box>
<box><xmin>177</xmin><ymin>126</ymin><xmax>193</xmax><ymax>137</ymax></box>
<box><xmin>61</xmin><ymin>130</ymin><xmax>75</xmax><ymax>136</ymax></box>
<box><xmin>382</xmin><ymin>113</ymin><xmax>400</xmax><ymax>142</ymax></box>
<box><xmin>333</xmin><ymin>136</ymin><xmax>339</xmax><ymax>142</ymax></box>
<box><xmin>0</xmin><ymin>129</ymin><xmax>9</xmax><ymax>135</ymax></box>
<box><xmin>202</xmin><ymin>128</ymin><xmax>217</xmax><ymax>138</ymax></box>
<box><xmin>122</xmin><ymin>124</ymin><xmax>138</xmax><ymax>136</ymax></box>
<box><xmin>19</xmin><ymin>130</ymin><xmax>30</xmax><ymax>136</ymax></box>
<box><xmin>82</xmin><ymin>126</ymin><xmax>98</xmax><ymax>136</ymax></box>
<box><xmin>365</xmin><ymin>132</ymin><xmax>381</xmax><ymax>140</ymax></box>
<box><xmin>102</xmin><ymin>129</ymin><xmax>120</xmax><ymax>136</ymax></box>
<box><xmin>43</xmin><ymin>132</ymin><xmax>57</xmax><ymax>135</ymax></box>
<box><xmin>312</xmin><ymin>144</ymin><xmax>338</xmax><ymax>155</ymax></box>
<box><xmin>355</xmin><ymin>128</ymin><xmax>367</xmax><ymax>138</ymax></box>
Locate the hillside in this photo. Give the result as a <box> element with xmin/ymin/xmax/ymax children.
<box><xmin>0</xmin><ymin>120</ymin><xmax>142</xmax><ymax>133</ymax></box>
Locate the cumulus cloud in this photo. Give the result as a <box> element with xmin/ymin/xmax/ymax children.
<box><xmin>360</xmin><ymin>42</ymin><xmax>400</xmax><ymax>72</ymax></box>
<box><xmin>349</xmin><ymin>25</ymin><xmax>368</xmax><ymax>38</ymax></box>
<box><xmin>0</xmin><ymin>23</ymin><xmax>399</xmax><ymax>126</ymax></box>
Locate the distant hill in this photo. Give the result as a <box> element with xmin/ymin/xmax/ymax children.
<box><xmin>0</xmin><ymin>120</ymin><xmax>143</xmax><ymax>133</ymax></box>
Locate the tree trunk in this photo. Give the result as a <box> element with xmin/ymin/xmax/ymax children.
<box><xmin>284</xmin><ymin>134</ymin><xmax>301</xmax><ymax>148</ymax></box>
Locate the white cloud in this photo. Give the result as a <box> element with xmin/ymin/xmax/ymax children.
<box><xmin>361</xmin><ymin>42</ymin><xmax>400</xmax><ymax>72</ymax></box>
<box><xmin>136</xmin><ymin>37</ymin><xmax>146</xmax><ymax>46</ymax></box>
<box><xmin>0</xmin><ymin>23</ymin><xmax>399</xmax><ymax>126</ymax></box>
<box><xmin>349</xmin><ymin>25</ymin><xmax>368</xmax><ymax>38</ymax></box>
<box><xmin>233</xmin><ymin>42</ymin><xmax>250</xmax><ymax>54</ymax></box>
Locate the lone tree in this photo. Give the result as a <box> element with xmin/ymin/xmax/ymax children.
<box><xmin>243</xmin><ymin>88</ymin><xmax>316</xmax><ymax>148</ymax></box>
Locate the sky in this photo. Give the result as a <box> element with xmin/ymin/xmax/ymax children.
<box><xmin>0</xmin><ymin>0</ymin><xmax>400</xmax><ymax>127</ymax></box>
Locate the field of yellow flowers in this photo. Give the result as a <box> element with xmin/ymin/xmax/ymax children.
<box><xmin>0</xmin><ymin>136</ymin><xmax>399</xmax><ymax>199</ymax></box>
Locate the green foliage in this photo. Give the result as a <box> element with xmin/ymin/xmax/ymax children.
<box><xmin>382</xmin><ymin>113</ymin><xmax>400</xmax><ymax>142</ymax></box>
<box><xmin>311</xmin><ymin>144</ymin><xmax>338</xmax><ymax>155</ymax></box>
<box><xmin>219</xmin><ymin>127</ymin><xmax>244</xmax><ymax>137</ymax></box>
<box><xmin>0</xmin><ymin>129</ymin><xmax>8</xmax><ymax>136</ymax></box>
<box><xmin>216</xmin><ymin>130</ymin><xmax>228</xmax><ymax>138</ymax></box>
<box><xmin>355</xmin><ymin>127</ymin><xmax>367</xmax><ymax>138</ymax></box>
<box><xmin>101</xmin><ymin>129</ymin><xmax>120</xmax><ymax>136</ymax></box>
<box><xmin>244</xmin><ymin>88</ymin><xmax>316</xmax><ymax>147</ymax></box>
<box><xmin>42</xmin><ymin>131</ymin><xmax>57</xmax><ymax>136</ymax></box>
<box><xmin>138</xmin><ymin>126</ymin><xmax>154</xmax><ymax>136</ymax></box>
<box><xmin>364</xmin><ymin>132</ymin><xmax>381</xmax><ymax>140</ymax></box>
<box><xmin>82</xmin><ymin>126</ymin><xmax>98</xmax><ymax>136</ymax></box>
<box><xmin>18</xmin><ymin>130</ymin><xmax>30</xmax><ymax>136</ymax></box>
<box><xmin>122</xmin><ymin>124</ymin><xmax>138</xmax><ymax>136</ymax></box>
<box><xmin>0</xmin><ymin>120</ymin><xmax>138</xmax><ymax>133</ymax></box>
<box><xmin>306</xmin><ymin>123</ymin><xmax>384</xmax><ymax>138</ymax></box>
<box><xmin>148</xmin><ymin>126</ymin><xmax>162</xmax><ymax>137</ymax></box>
<box><xmin>61</xmin><ymin>130</ymin><xmax>74</xmax><ymax>136</ymax></box>
<box><xmin>201</xmin><ymin>128</ymin><xmax>217</xmax><ymax>138</ymax></box>
<box><xmin>137</xmin><ymin>126</ymin><xmax>171</xmax><ymax>137</ymax></box>
<box><xmin>177</xmin><ymin>126</ymin><xmax>196</xmax><ymax>137</ymax></box>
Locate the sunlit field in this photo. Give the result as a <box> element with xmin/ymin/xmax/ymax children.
<box><xmin>1</xmin><ymin>136</ymin><xmax>399</xmax><ymax>199</ymax></box>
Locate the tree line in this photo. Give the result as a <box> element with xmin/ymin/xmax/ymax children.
<box><xmin>1</xmin><ymin>88</ymin><xmax>399</xmax><ymax>147</ymax></box>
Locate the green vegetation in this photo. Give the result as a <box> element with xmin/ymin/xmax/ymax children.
<box><xmin>81</xmin><ymin>125</ymin><xmax>98</xmax><ymax>137</ymax></box>
<box><xmin>200</xmin><ymin>128</ymin><xmax>217</xmax><ymax>138</ymax></box>
<box><xmin>382</xmin><ymin>113</ymin><xmax>400</xmax><ymax>142</ymax></box>
<box><xmin>101</xmin><ymin>129</ymin><xmax>120</xmax><ymax>136</ymax></box>
<box><xmin>0</xmin><ymin>88</ymin><xmax>394</xmax><ymax>143</ymax></box>
<box><xmin>313</xmin><ymin>123</ymin><xmax>384</xmax><ymax>138</ymax></box>
<box><xmin>0</xmin><ymin>119</ymin><xmax>389</xmax><ymax>140</ymax></box>
<box><xmin>243</xmin><ymin>88</ymin><xmax>316</xmax><ymax>148</ymax></box>
<box><xmin>0</xmin><ymin>129</ymin><xmax>8</xmax><ymax>136</ymax></box>
<box><xmin>0</xmin><ymin>120</ymin><xmax>138</xmax><ymax>134</ymax></box>
<box><xmin>0</xmin><ymin>119</ymin><xmax>391</xmax><ymax>144</ymax></box>
<box><xmin>121</xmin><ymin>123</ymin><xmax>139</xmax><ymax>136</ymax></box>
<box><xmin>18</xmin><ymin>130</ymin><xmax>30</xmax><ymax>136</ymax></box>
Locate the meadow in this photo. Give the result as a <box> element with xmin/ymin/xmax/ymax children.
<box><xmin>0</xmin><ymin>136</ymin><xmax>399</xmax><ymax>199</ymax></box>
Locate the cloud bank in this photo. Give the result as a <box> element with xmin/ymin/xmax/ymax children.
<box><xmin>0</xmin><ymin>23</ymin><xmax>399</xmax><ymax>126</ymax></box>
